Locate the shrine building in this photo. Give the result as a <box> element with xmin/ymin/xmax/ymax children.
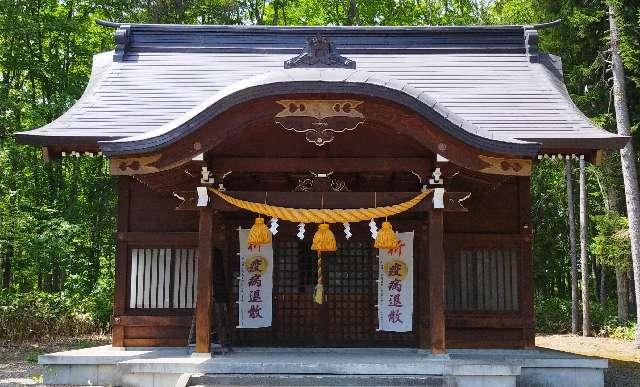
<box><xmin>18</xmin><ymin>20</ymin><xmax>626</xmax><ymax>387</ymax></box>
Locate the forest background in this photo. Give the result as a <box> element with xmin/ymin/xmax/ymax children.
<box><xmin>0</xmin><ymin>0</ymin><xmax>638</xmax><ymax>342</ymax></box>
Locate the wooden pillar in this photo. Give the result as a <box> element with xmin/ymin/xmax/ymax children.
<box><xmin>579</xmin><ymin>157</ymin><xmax>591</xmax><ymax>336</ymax></box>
<box><xmin>519</xmin><ymin>176</ymin><xmax>535</xmax><ymax>348</ymax></box>
<box><xmin>112</xmin><ymin>177</ymin><xmax>130</xmax><ymax>348</ymax></box>
<box><xmin>195</xmin><ymin>206</ymin><xmax>214</xmax><ymax>354</ymax></box>
<box><xmin>428</xmin><ymin>209</ymin><xmax>446</xmax><ymax>354</ymax></box>
<box><xmin>418</xmin><ymin>223</ymin><xmax>430</xmax><ymax>349</ymax></box>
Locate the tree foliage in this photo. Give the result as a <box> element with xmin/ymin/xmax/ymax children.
<box><xmin>591</xmin><ymin>214</ymin><xmax>631</xmax><ymax>271</ymax></box>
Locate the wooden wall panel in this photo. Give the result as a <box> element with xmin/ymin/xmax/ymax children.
<box><xmin>113</xmin><ymin>178</ymin><xmax>200</xmax><ymax>347</ymax></box>
<box><xmin>446</xmin><ymin>328</ymin><xmax>524</xmax><ymax>349</ymax></box>
<box><xmin>443</xmin><ymin>180</ymin><xmax>531</xmax><ymax>352</ymax></box>
<box><xmin>128</xmin><ymin>179</ymin><xmax>198</xmax><ymax>232</ymax></box>
<box><xmin>446</xmin><ymin>248</ymin><xmax>519</xmax><ymax>312</ymax></box>
<box><xmin>445</xmin><ymin>177</ymin><xmax>520</xmax><ymax>234</ymax></box>
<box><xmin>116</xmin><ymin>315</ymin><xmax>192</xmax><ymax>347</ymax></box>
<box><xmin>112</xmin><ymin>170</ymin><xmax>534</xmax><ymax>349</ymax></box>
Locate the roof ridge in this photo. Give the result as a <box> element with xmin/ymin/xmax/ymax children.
<box><xmin>96</xmin><ymin>19</ymin><xmax>562</xmax><ymax>31</ymax></box>
<box><xmin>96</xmin><ymin>19</ymin><xmax>530</xmax><ymax>31</ymax></box>
<box><xmin>103</xmin><ymin>20</ymin><xmax>532</xmax><ymax>61</ymax></box>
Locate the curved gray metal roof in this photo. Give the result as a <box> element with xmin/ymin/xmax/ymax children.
<box><xmin>15</xmin><ymin>22</ymin><xmax>628</xmax><ymax>155</ymax></box>
<box><xmin>99</xmin><ymin>69</ymin><xmax>540</xmax><ymax>156</ymax></box>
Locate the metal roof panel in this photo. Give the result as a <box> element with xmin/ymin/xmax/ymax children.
<box><xmin>15</xmin><ymin>24</ymin><xmax>627</xmax><ymax>154</ymax></box>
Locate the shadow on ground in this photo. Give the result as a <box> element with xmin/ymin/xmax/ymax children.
<box><xmin>606</xmin><ymin>359</ymin><xmax>640</xmax><ymax>387</ymax></box>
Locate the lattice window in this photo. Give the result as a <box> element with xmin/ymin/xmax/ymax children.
<box><xmin>446</xmin><ymin>249</ymin><xmax>519</xmax><ymax>311</ymax></box>
<box><xmin>325</xmin><ymin>241</ymin><xmax>375</xmax><ymax>343</ymax></box>
<box><xmin>274</xmin><ymin>240</ymin><xmax>319</xmax><ymax>343</ymax></box>
<box><xmin>230</xmin><ymin>236</ymin><xmax>416</xmax><ymax>347</ymax></box>
<box><xmin>129</xmin><ymin>248</ymin><xmax>198</xmax><ymax>309</ymax></box>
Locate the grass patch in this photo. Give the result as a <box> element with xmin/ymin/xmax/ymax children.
<box><xmin>601</xmin><ymin>322</ymin><xmax>637</xmax><ymax>341</ymax></box>
<box><xmin>24</xmin><ymin>348</ymin><xmax>44</xmax><ymax>364</ymax></box>
<box><xmin>535</xmin><ymin>296</ymin><xmax>638</xmax><ymax>340</ymax></box>
<box><xmin>0</xmin><ymin>290</ymin><xmax>107</xmax><ymax>342</ymax></box>
<box><xmin>71</xmin><ymin>338</ymin><xmax>98</xmax><ymax>349</ymax></box>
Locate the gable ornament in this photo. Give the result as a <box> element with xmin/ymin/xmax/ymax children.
<box><xmin>284</xmin><ymin>34</ymin><xmax>356</xmax><ymax>69</ymax></box>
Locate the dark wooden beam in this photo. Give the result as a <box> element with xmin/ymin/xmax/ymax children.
<box><xmin>117</xmin><ymin>232</ymin><xmax>198</xmax><ymax>246</ymax></box>
<box><xmin>113</xmin><ymin>315</ymin><xmax>192</xmax><ymax>327</ymax></box>
<box><xmin>418</xmin><ymin>223</ymin><xmax>430</xmax><ymax>350</ymax></box>
<box><xmin>176</xmin><ymin>191</ymin><xmax>469</xmax><ymax>212</ymax></box>
<box><xmin>195</xmin><ymin>207</ymin><xmax>214</xmax><ymax>354</ymax></box>
<box><xmin>445</xmin><ymin>233</ymin><xmax>522</xmax><ymax>248</ymax></box>
<box><xmin>428</xmin><ymin>209</ymin><xmax>446</xmax><ymax>354</ymax></box>
<box><xmin>446</xmin><ymin>315</ymin><xmax>525</xmax><ymax>329</ymax></box>
<box><xmin>519</xmin><ymin>176</ymin><xmax>535</xmax><ymax>348</ymax></box>
<box><xmin>112</xmin><ymin>177</ymin><xmax>130</xmax><ymax>348</ymax></box>
<box><xmin>211</xmin><ymin>157</ymin><xmax>431</xmax><ymax>175</ymax></box>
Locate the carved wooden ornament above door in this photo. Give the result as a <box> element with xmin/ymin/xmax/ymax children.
<box><xmin>274</xmin><ymin>99</ymin><xmax>365</xmax><ymax>146</ymax></box>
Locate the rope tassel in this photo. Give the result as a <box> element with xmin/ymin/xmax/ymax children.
<box><xmin>374</xmin><ymin>221</ymin><xmax>398</xmax><ymax>250</ymax></box>
<box><xmin>311</xmin><ymin>223</ymin><xmax>336</xmax><ymax>252</ymax></box>
<box><xmin>248</xmin><ymin>217</ymin><xmax>271</xmax><ymax>246</ymax></box>
<box><xmin>311</xmin><ymin>223</ymin><xmax>335</xmax><ymax>304</ymax></box>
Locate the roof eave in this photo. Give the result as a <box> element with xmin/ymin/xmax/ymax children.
<box><xmin>15</xmin><ymin>131</ymin><xmax>122</xmax><ymax>148</ymax></box>
<box><xmin>532</xmin><ymin>136</ymin><xmax>630</xmax><ymax>152</ymax></box>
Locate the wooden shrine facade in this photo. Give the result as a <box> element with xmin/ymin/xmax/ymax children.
<box><xmin>105</xmin><ymin>81</ymin><xmax>541</xmax><ymax>353</ymax></box>
<box><xmin>16</xmin><ymin>22</ymin><xmax>628</xmax><ymax>354</ymax></box>
<box><xmin>111</xmin><ymin>155</ymin><xmax>533</xmax><ymax>352</ymax></box>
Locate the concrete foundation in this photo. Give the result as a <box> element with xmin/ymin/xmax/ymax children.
<box><xmin>38</xmin><ymin>346</ymin><xmax>607</xmax><ymax>387</ymax></box>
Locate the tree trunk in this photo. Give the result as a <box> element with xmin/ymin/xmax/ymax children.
<box><xmin>600</xmin><ymin>265</ymin><xmax>607</xmax><ymax>303</ymax></box>
<box><xmin>616</xmin><ymin>268</ymin><xmax>628</xmax><ymax>322</ymax></box>
<box><xmin>592</xmin><ymin>258</ymin><xmax>600</xmax><ymax>301</ymax></box>
<box><xmin>346</xmin><ymin>0</ymin><xmax>358</xmax><ymax>25</ymax></box>
<box><xmin>609</xmin><ymin>4</ymin><xmax>640</xmax><ymax>347</ymax></box>
<box><xmin>629</xmin><ymin>271</ymin><xmax>636</xmax><ymax>314</ymax></box>
<box><xmin>579</xmin><ymin>157</ymin><xmax>591</xmax><ymax>336</ymax></box>
<box><xmin>566</xmin><ymin>158</ymin><xmax>579</xmax><ymax>334</ymax></box>
<box><xmin>272</xmin><ymin>0</ymin><xmax>279</xmax><ymax>25</ymax></box>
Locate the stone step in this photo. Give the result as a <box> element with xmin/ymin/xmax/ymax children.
<box><xmin>188</xmin><ymin>373</ymin><xmax>449</xmax><ymax>386</ymax></box>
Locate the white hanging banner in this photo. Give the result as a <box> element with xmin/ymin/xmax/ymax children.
<box><xmin>237</xmin><ymin>228</ymin><xmax>273</xmax><ymax>328</ymax></box>
<box><xmin>378</xmin><ymin>231</ymin><xmax>414</xmax><ymax>332</ymax></box>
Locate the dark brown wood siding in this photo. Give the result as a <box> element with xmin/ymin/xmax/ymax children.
<box><xmin>113</xmin><ymin>174</ymin><xmax>533</xmax><ymax>349</ymax></box>
<box><xmin>114</xmin><ymin>177</ymin><xmax>197</xmax><ymax>347</ymax></box>
<box><xmin>444</xmin><ymin>176</ymin><xmax>532</xmax><ymax>349</ymax></box>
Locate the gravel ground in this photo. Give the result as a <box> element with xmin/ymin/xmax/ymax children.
<box><xmin>0</xmin><ymin>334</ymin><xmax>637</xmax><ymax>386</ymax></box>
<box><xmin>536</xmin><ymin>334</ymin><xmax>640</xmax><ymax>387</ymax></box>
<box><xmin>0</xmin><ymin>335</ymin><xmax>110</xmax><ymax>387</ymax></box>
